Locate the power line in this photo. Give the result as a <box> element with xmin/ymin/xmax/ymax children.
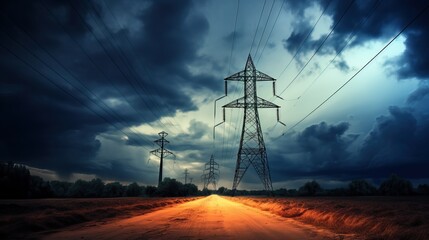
<box><xmin>228</xmin><ymin>0</ymin><xmax>240</xmax><ymax>75</ymax></box>
<box><xmin>101</xmin><ymin>1</ymin><xmax>183</xmax><ymax>134</ymax></box>
<box><xmin>0</xmin><ymin>35</ymin><xmax>150</xmax><ymax>151</ymax></box>
<box><xmin>297</xmin><ymin>0</ymin><xmax>382</xmax><ymax>101</ymax></box>
<box><xmin>70</xmin><ymin>1</ymin><xmax>175</xmax><ymax>134</ymax></box>
<box><xmin>64</xmin><ymin>1</ymin><xmax>171</xmax><ymax>135</ymax></box>
<box><xmin>278</xmin><ymin>0</ymin><xmax>354</xmax><ymax>96</ymax></box>
<box><xmin>1</xmin><ymin>14</ymin><xmax>154</xmax><ymax>147</ymax></box>
<box><xmin>249</xmin><ymin>0</ymin><xmax>267</xmax><ymax>55</ymax></box>
<box><xmin>254</xmin><ymin>0</ymin><xmax>276</xmax><ymax>59</ymax></box>
<box><xmin>281</xmin><ymin>3</ymin><xmax>429</xmax><ymax>136</ymax></box>
<box><xmin>85</xmin><ymin>1</ymin><xmax>182</xmax><ymax>134</ymax></box>
<box><xmin>39</xmin><ymin>0</ymin><xmax>161</xmax><ymax>137</ymax></box>
<box><xmin>277</xmin><ymin>0</ymin><xmax>333</xmax><ymax>79</ymax></box>
<box><xmin>257</xmin><ymin>0</ymin><xmax>286</xmax><ymax>64</ymax></box>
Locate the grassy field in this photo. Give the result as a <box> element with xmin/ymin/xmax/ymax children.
<box><xmin>2</xmin><ymin>196</ymin><xmax>428</xmax><ymax>239</ymax></box>
<box><xmin>0</xmin><ymin>197</ymin><xmax>201</xmax><ymax>239</ymax></box>
<box><xmin>226</xmin><ymin>196</ymin><xmax>429</xmax><ymax>240</ymax></box>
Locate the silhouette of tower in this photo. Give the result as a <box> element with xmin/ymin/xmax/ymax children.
<box><xmin>223</xmin><ymin>55</ymin><xmax>281</xmax><ymax>195</ymax></box>
<box><xmin>150</xmin><ymin>131</ymin><xmax>174</xmax><ymax>186</ymax></box>
<box><xmin>201</xmin><ymin>154</ymin><xmax>219</xmax><ymax>190</ymax></box>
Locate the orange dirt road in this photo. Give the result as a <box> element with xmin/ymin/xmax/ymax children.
<box><xmin>44</xmin><ymin>195</ymin><xmax>338</xmax><ymax>240</ymax></box>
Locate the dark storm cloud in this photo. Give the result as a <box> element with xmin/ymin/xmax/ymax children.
<box><xmin>0</xmin><ymin>0</ymin><xmax>217</xmax><ymax>182</ymax></box>
<box><xmin>407</xmin><ymin>86</ymin><xmax>429</xmax><ymax>103</ymax></box>
<box><xmin>358</xmin><ymin>105</ymin><xmax>429</xmax><ymax>178</ymax></box>
<box><xmin>269</xmin><ymin>122</ymin><xmax>358</xmax><ymax>181</ymax></box>
<box><xmin>270</xmin><ymin>99</ymin><xmax>429</xmax><ymax>182</ymax></box>
<box><xmin>283</xmin><ymin>0</ymin><xmax>429</xmax><ymax>79</ymax></box>
<box><xmin>223</xmin><ymin>30</ymin><xmax>243</xmax><ymax>43</ymax></box>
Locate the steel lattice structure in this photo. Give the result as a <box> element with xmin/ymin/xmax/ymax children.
<box><xmin>222</xmin><ymin>55</ymin><xmax>282</xmax><ymax>195</ymax></box>
<box><xmin>150</xmin><ymin>131</ymin><xmax>174</xmax><ymax>186</ymax></box>
<box><xmin>201</xmin><ymin>154</ymin><xmax>219</xmax><ymax>190</ymax></box>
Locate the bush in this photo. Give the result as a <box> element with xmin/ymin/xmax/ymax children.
<box><xmin>379</xmin><ymin>174</ymin><xmax>413</xmax><ymax>196</ymax></box>
<box><xmin>103</xmin><ymin>182</ymin><xmax>125</xmax><ymax>197</ymax></box>
<box><xmin>217</xmin><ymin>186</ymin><xmax>227</xmax><ymax>195</ymax></box>
<box><xmin>28</xmin><ymin>176</ymin><xmax>52</xmax><ymax>198</ymax></box>
<box><xmin>145</xmin><ymin>186</ymin><xmax>157</xmax><ymax>197</ymax></box>
<box><xmin>126</xmin><ymin>182</ymin><xmax>142</xmax><ymax>197</ymax></box>
<box><xmin>349</xmin><ymin>179</ymin><xmax>377</xmax><ymax>196</ymax></box>
<box><xmin>157</xmin><ymin>178</ymin><xmax>183</xmax><ymax>197</ymax></box>
<box><xmin>0</xmin><ymin>162</ymin><xmax>31</xmax><ymax>198</ymax></box>
<box><xmin>416</xmin><ymin>184</ymin><xmax>429</xmax><ymax>195</ymax></box>
<box><xmin>181</xmin><ymin>183</ymin><xmax>198</xmax><ymax>196</ymax></box>
<box><xmin>298</xmin><ymin>180</ymin><xmax>322</xmax><ymax>196</ymax></box>
<box><xmin>50</xmin><ymin>181</ymin><xmax>72</xmax><ymax>197</ymax></box>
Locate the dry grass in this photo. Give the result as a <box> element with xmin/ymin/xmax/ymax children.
<box><xmin>0</xmin><ymin>197</ymin><xmax>201</xmax><ymax>239</ymax></box>
<box><xmin>226</xmin><ymin>196</ymin><xmax>429</xmax><ymax>240</ymax></box>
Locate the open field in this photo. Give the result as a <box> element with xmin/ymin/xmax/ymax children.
<box><xmin>2</xmin><ymin>195</ymin><xmax>429</xmax><ymax>239</ymax></box>
<box><xmin>227</xmin><ymin>196</ymin><xmax>429</xmax><ymax>240</ymax></box>
<box><xmin>0</xmin><ymin>196</ymin><xmax>201</xmax><ymax>239</ymax></box>
<box><xmin>41</xmin><ymin>195</ymin><xmax>337</xmax><ymax>240</ymax></box>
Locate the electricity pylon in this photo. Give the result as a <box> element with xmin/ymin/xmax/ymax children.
<box><xmin>220</xmin><ymin>55</ymin><xmax>284</xmax><ymax>195</ymax></box>
<box><xmin>201</xmin><ymin>154</ymin><xmax>219</xmax><ymax>190</ymax></box>
<box><xmin>184</xmin><ymin>169</ymin><xmax>189</xmax><ymax>184</ymax></box>
<box><xmin>150</xmin><ymin>131</ymin><xmax>174</xmax><ymax>186</ymax></box>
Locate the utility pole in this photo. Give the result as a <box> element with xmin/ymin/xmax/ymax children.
<box><xmin>220</xmin><ymin>55</ymin><xmax>284</xmax><ymax>195</ymax></box>
<box><xmin>201</xmin><ymin>154</ymin><xmax>219</xmax><ymax>190</ymax></box>
<box><xmin>150</xmin><ymin>131</ymin><xmax>174</xmax><ymax>186</ymax></box>
<box><xmin>184</xmin><ymin>169</ymin><xmax>189</xmax><ymax>184</ymax></box>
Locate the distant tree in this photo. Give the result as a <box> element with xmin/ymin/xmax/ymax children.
<box><xmin>217</xmin><ymin>186</ymin><xmax>226</xmax><ymax>195</ymax></box>
<box><xmin>181</xmin><ymin>183</ymin><xmax>198</xmax><ymax>196</ymax></box>
<box><xmin>103</xmin><ymin>182</ymin><xmax>125</xmax><ymax>197</ymax></box>
<box><xmin>200</xmin><ymin>188</ymin><xmax>211</xmax><ymax>196</ymax></box>
<box><xmin>28</xmin><ymin>175</ymin><xmax>52</xmax><ymax>198</ymax></box>
<box><xmin>0</xmin><ymin>162</ymin><xmax>31</xmax><ymax>198</ymax></box>
<box><xmin>298</xmin><ymin>181</ymin><xmax>322</xmax><ymax>196</ymax></box>
<box><xmin>50</xmin><ymin>180</ymin><xmax>73</xmax><ymax>197</ymax></box>
<box><xmin>126</xmin><ymin>182</ymin><xmax>142</xmax><ymax>197</ymax></box>
<box><xmin>87</xmin><ymin>178</ymin><xmax>105</xmax><ymax>197</ymax></box>
<box><xmin>349</xmin><ymin>179</ymin><xmax>377</xmax><ymax>196</ymax></box>
<box><xmin>287</xmin><ymin>189</ymin><xmax>298</xmax><ymax>196</ymax></box>
<box><xmin>274</xmin><ymin>188</ymin><xmax>288</xmax><ymax>196</ymax></box>
<box><xmin>157</xmin><ymin>178</ymin><xmax>183</xmax><ymax>197</ymax></box>
<box><xmin>326</xmin><ymin>188</ymin><xmax>348</xmax><ymax>196</ymax></box>
<box><xmin>145</xmin><ymin>185</ymin><xmax>157</xmax><ymax>197</ymax></box>
<box><xmin>379</xmin><ymin>174</ymin><xmax>413</xmax><ymax>196</ymax></box>
<box><xmin>67</xmin><ymin>179</ymin><xmax>90</xmax><ymax>197</ymax></box>
<box><xmin>416</xmin><ymin>184</ymin><xmax>429</xmax><ymax>195</ymax></box>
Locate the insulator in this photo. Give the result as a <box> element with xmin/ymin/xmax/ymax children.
<box><xmin>273</xmin><ymin>82</ymin><xmax>276</xmax><ymax>96</ymax></box>
<box><xmin>223</xmin><ymin>108</ymin><xmax>225</xmax><ymax>121</ymax></box>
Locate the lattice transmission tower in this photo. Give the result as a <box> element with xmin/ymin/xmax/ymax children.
<box><xmin>216</xmin><ymin>55</ymin><xmax>284</xmax><ymax>195</ymax></box>
<box><xmin>201</xmin><ymin>154</ymin><xmax>220</xmax><ymax>190</ymax></box>
<box><xmin>150</xmin><ymin>131</ymin><xmax>174</xmax><ymax>186</ymax></box>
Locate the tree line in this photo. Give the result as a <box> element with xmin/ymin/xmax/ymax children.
<box><xmin>0</xmin><ymin>162</ymin><xmax>199</xmax><ymax>198</ymax></box>
<box><xmin>1</xmin><ymin>162</ymin><xmax>428</xmax><ymax>198</ymax></box>
<box><xmin>216</xmin><ymin>176</ymin><xmax>429</xmax><ymax>196</ymax></box>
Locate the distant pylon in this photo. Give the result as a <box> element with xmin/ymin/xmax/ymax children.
<box><xmin>201</xmin><ymin>154</ymin><xmax>219</xmax><ymax>190</ymax></box>
<box><xmin>184</xmin><ymin>169</ymin><xmax>189</xmax><ymax>184</ymax></box>
<box><xmin>150</xmin><ymin>131</ymin><xmax>174</xmax><ymax>186</ymax></box>
<box><xmin>222</xmin><ymin>55</ymin><xmax>284</xmax><ymax>195</ymax></box>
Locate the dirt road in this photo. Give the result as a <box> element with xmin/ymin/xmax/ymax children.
<box><xmin>43</xmin><ymin>195</ymin><xmax>338</xmax><ymax>239</ymax></box>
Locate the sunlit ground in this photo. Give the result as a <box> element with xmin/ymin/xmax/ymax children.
<box><xmin>43</xmin><ymin>195</ymin><xmax>334</xmax><ymax>240</ymax></box>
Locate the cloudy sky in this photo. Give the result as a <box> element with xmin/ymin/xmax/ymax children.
<box><xmin>1</xmin><ymin>0</ymin><xmax>428</xmax><ymax>190</ymax></box>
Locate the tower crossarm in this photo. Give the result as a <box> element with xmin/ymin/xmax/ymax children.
<box><xmin>223</xmin><ymin>96</ymin><xmax>280</xmax><ymax>108</ymax></box>
<box><xmin>225</xmin><ymin>55</ymin><xmax>276</xmax><ymax>82</ymax></box>
<box><xmin>225</xmin><ymin>69</ymin><xmax>276</xmax><ymax>82</ymax></box>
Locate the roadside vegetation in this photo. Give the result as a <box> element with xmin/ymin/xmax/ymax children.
<box><xmin>1</xmin><ymin>162</ymin><xmax>200</xmax><ymax>198</ymax></box>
